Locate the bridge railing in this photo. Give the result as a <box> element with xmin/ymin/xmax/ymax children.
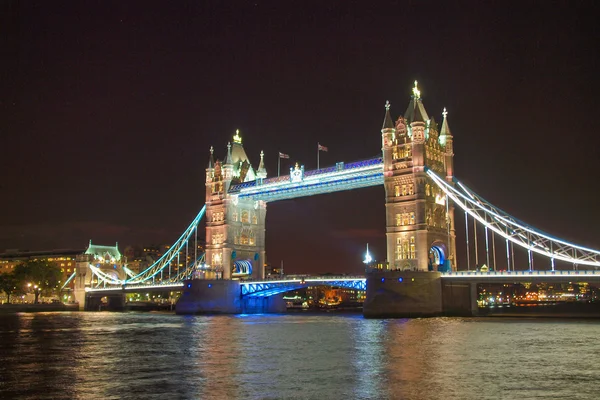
<box><xmin>229</xmin><ymin>156</ymin><xmax>383</xmax><ymax>193</ymax></box>
<box><xmin>443</xmin><ymin>270</ymin><xmax>600</xmax><ymax>277</ymax></box>
<box><xmin>240</xmin><ymin>275</ymin><xmax>366</xmax><ymax>283</ymax></box>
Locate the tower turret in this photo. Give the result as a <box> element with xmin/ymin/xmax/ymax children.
<box><xmin>406</xmin><ymin>81</ymin><xmax>427</xmax><ymax>146</ymax></box>
<box><xmin>222</xmin><ymin>141</ymin><xmax>234</xmax><ymax>193</ymax></box>
<box><xmin>381</xmin><ymin>101</ymin><xmax>396</xmax><ymax>174</ymax></box>
<box><xmin>257</xmin><ymin>150</ymin><xmax>267</xmax><ymax>179</ymax></box>
<box><xmin>205</xmin><ymin>146</ymin><xmax>218</xmax><ymax>204</ymax></box>
<box><xmin>208</xmin><ymin>146</ymin><xmax>215</xmax><ymax>169</ymax></box>
<box><xmin>383</xmin><ymin>81</ymin><xmax>456</xmax><ymax>272</ymax></box>
<box><xmin>439</xmin><ymin>107</ymin><xmax>454</xmax><ymax>180</ymax></box>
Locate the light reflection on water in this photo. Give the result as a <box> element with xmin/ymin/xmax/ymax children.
<box><xmin>0</xmin><ymin>312</ymin><xmax>599</xmax><ymax>399</ymax></box>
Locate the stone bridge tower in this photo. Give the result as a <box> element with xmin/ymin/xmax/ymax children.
<box><xmin>205</xmin><ymin>131</ymin><xmax>267</xmax><ymax>280</ymax></box>
<box><xmin>382</xmin><ymin>82</ymin><xmax>456</xmax><ymax>272</ymax></box>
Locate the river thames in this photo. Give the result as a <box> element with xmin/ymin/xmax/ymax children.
<box><xmin>0</xmin><ymin>312</ymin><xmax>598</xmax><ymax>399</ymax></box>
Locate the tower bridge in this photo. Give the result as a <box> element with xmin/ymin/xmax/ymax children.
<box><xmin>75</xmin><ymin>81</ymin><xmax>600</xmax><ymax>316</ymax></box>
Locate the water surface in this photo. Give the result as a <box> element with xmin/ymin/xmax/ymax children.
<box><xmin>0</xmin><ymin>312</ymin><xmax>598</xmax><ymax>399</ymax></box>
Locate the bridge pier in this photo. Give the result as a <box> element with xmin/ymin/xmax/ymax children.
<box><xmin>176</xmin><ymin>279</ymin><xmax>286</xmax><ymax>314</ymax></box>
<box><xmin>176</xmin><ymin>280</ymin><xmax>241</xmax><ymax>314</ymax></box>
<box><xmin>84</xmin><ymin>293</ymin><xmax>126</xmax><ymax>311</ymax></box>
<box><xmin>363</xmin><ymin>271</ymin><xmax>444</xmax><ymax>318</ymax></box>
<box><xmin>441</xmin><ymin>281</ymin><xmax>479</xmax><ymax>316</ymax></box>
<box><xmin>364</xmin><ymin>271</ymin><xmax>482</xmax><ymax>317</ymax></box>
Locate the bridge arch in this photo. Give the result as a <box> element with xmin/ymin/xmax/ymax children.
<box><xmin>240</xmin><ymin>278</ymin><xmax>366</xmax><ymax>298</ymax></box>
<box><xmin>429</xmin><ymin>241</ymin><xmax>447</xmax><ymax>272</ymax></box>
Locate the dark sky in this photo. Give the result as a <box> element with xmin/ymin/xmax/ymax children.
<box><xmin>2</xmin><ymin>1</ymin><xmax>599</xmax><ymax>274</ymax></box>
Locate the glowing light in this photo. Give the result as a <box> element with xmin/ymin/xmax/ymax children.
<box><xmin>233</xmin><ymin>129</ymin><xmax>242</xmax><ymax>144</ymax></box>
<box><xmin>435</xmin><ymin>193</ymin><xmax>446</xmax><ymax>205</ymax></box>
<box><xmin>412</xmin><ymin>80</ymin><xmax>421</xmax><ymax>99</ymax></box>
<box><xmin>363</xmin><ymin>243</ymin><xmax>373</xmax><ymax>264</ymax></box>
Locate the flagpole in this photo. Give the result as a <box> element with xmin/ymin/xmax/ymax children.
<box><xmin>278</xmin><ymin>155</ymin><xmax>281</xmax><ymax>177</ymax></box>
<box><xmin>317</xmin><ymin>143</ymin><xmax>320</xmax><ymax>170</ymax></box>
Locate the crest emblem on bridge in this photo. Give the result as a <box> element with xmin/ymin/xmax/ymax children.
<box><xmin>290</xmin><ymin>163</ymin><xmax>304</xmax><ymax>183</ymax></box>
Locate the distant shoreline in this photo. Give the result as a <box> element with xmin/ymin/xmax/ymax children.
<box><xmin>0</xmin><ymin>303</ymin><xmax>79</xmax><ymax>313</ymax></box>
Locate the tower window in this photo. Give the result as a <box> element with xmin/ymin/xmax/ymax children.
<box><xmin>394</xmin><ymin>185</ymin><xmax>400</xmax><ymax>197</ymax></box>
<box><xmin>402</xmin><ymin>185</ymin><xmax>407</xmax><ymax>196</ymax></box>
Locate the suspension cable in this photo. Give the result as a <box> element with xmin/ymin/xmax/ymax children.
<box><xmin>465</xmin><ymin>211</ymin><xmax>471</xmax><ymax>271</ymax></box>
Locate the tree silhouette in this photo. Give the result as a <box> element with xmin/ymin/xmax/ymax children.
<box><xmin>0</xmin><ymin>272</ymin><xmax>22</xmax><ymax>304</ymax></box>
<box><xmin>14</xmin><ymin>261</ymin><xmax>62</xmax><ymax>304</ymax></box>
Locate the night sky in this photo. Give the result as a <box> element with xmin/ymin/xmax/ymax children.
<box><xmin>2</xmin><ymin>1</ymin><xmax>599</xmax><ymax>274</ymax></box>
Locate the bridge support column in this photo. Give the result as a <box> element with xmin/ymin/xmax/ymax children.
<box><xmin>441</xmin><ymin>281</ymin><xmax>478</xmax><ymax>316</ymax></box>
<box><xmin>176</xmin><ymin>279</ymin><xmax>241</xmax><ymax>314</ymax></box>
<box><xmin>363</xmin><ymin>271</ymin><xmax>443</xmax><ymax>318</ymax></box>
<box><xmin>73</xmin><ymin>262</ymin><xmax>88</xmax><ymax>311</ymax></box>
<box><xmin>241</xmin><ymin>294</ymin><xmax>286</xmax><ymax>314</ymax></box>
<box><xmin>84</xmin><ymin>293</ymin><xmax>126</xmax><ymax>311</ymax></box>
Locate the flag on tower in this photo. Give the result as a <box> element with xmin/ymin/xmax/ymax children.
<box><xmin>318</xmin><ymin>143</ymin><xmax>328</xmax><ymax>152</ymax></box>
<box><xmin>279</xmin><ymin>152</ymin><xmax>290</xmax><ymax>159</ymax></box>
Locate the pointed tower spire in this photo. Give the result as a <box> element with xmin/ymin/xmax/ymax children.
<box><xmin>208</xmin><ymin>146</ymin><xmax>215</xmax><ymax>169</ymax></box>
<box><xmin>225</xmin><ymin>142</ymin><xmax>233</xmax><ymax>164</ymax></box>
<box><xmin>233</xmin><ymin>129</ymin><xmax>242</xmax><ymax>144</ymax></box>
<box><xmin>382</xmin><ymin>100</ymin><xmax>394</xmax><ymax>130</ymax></box>
<box><xmin>404</xmin><ymin>80</ymin><xmax>429</xmax><ymax>124</ymax></box>
<box><xmin>440</xmin><ymin>107</ymin><xmax>452</xmax><ymax>136</ymax></box>
<box><xmin>257</xmin><ymin>150</ymin><xmax>267</xmax><ymax>179</ymax></box>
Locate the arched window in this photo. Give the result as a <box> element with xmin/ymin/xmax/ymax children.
<box><xmin>402</xmin><ymin>213</ymin><xmax>409</xmax><ymax>226</ymax></box>
<box><xmin>252</xmin><ymin>214</ymin><xmax>258</xmax><ymax>224</ymax></box>
<box><xmin>241</xmin><ymin>211</ymin><xmax>249</xmax><ymax>223</ymax></box>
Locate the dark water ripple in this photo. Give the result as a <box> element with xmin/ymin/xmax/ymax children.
<box><xmin>0</xmin><ymin>312</ymin><xmax>599</xmax><ymax>399</ymax></box>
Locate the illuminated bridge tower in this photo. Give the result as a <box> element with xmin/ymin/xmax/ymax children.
<box><xmin>382</xmin><ymin>82</ymin><xmax>456</xmax><ymax>272</ymax></box>
<box><xmin>205</xmin><ymin>130</ymin><xmax>267</xmax><ymax>280</ymax></box>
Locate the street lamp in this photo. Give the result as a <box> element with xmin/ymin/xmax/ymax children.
<box><xmin>363</xmin><ymin>243</ymin><xmax>373</xmax><ymax>268</ymax></box>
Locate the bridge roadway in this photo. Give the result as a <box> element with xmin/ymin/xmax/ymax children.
<box><xmin>84</xmin><ymin>270</ymin><xmax>600</xmax><ymax>297</ymax></box>
<box><xmin>441</xmin><ymin>269</ymin><xmax>600</xmax><ymax>284</ymax></box>
<box><xmin>83</xmin><ymin>270</ymin><xmax>600</xmax><ymax>314</ymax></box>
<box><xmin>84</xmin><ymin>275</ymin><xmax>367</xmax><ymax>297</ymax></box>
<box><xmin>228</xmin><ymin>157</ymin><xmax>384</xmax><ymax>202</ymax></box>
